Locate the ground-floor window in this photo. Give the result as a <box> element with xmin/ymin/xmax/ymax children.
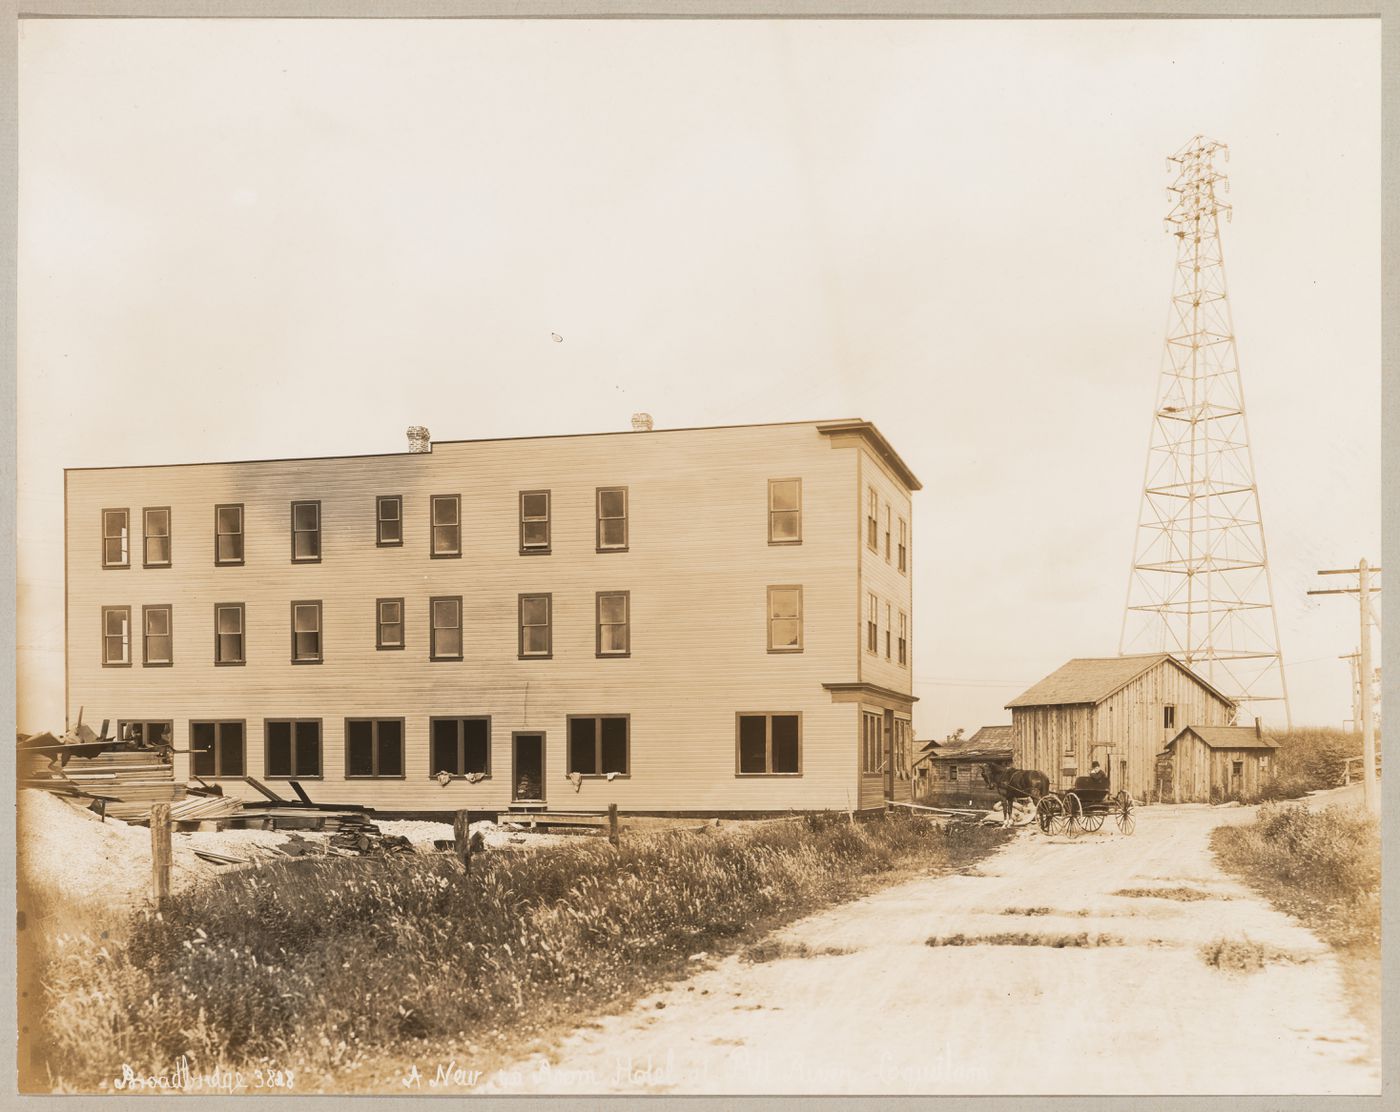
<box><xmin>736</xmin><ymin>713</ymin><xmax>801</xmax><ymax>775</ymax></box>
<box><xmin>431</xmin><ymin>717</ymin><xmax>491</xmax><ymax>778</ymax></box>
<box><xmin>191</xmin><ymin>720</ymin><xmax>245</xmax><ymax>778</ymax></box>
<box><xmin>861</xmin><ymin>711</ymin><xmax>883</xmax><ymax>774</ymax></box>
<box><xmin>568</xmin><ymin>715</ymin><xmax>629</xmax><ymax>775</ymax></box>
<box><xmin>345</xmin><ymin>718</ymin><xmax>405</xmax><ymax>778</ymax></box>
<box><xmin>118</xmin><ymin>720</ymin><xmax>172</xmax><ymax>749</ymax></box>
<box><xmin>265</xmin><ymin>719</ymin><xmax>323</xmax><ymax>778</ymax></box>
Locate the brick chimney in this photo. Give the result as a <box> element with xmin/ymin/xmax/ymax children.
<box><xmin>631</xmin><ymin>413</ymin><xmax>654</xmax><ymax>432</ymax></box>
<box><xmin>407</xmin><ymin>426</ymin><xmax>431</xmax><ymax>453</ymax></box>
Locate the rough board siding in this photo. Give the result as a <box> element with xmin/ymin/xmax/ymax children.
<box><xmin>1169</xmin><ymin>732</ymin><xmax>1273</xmax><ymax>802</ymax></box>
<box><xmin>65</xmin><ymin>423</ymin><xmax>898</xmax><ymax>813</ymax></box>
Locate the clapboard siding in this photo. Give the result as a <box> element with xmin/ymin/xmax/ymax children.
<box><xmin>67</xmin><ymin>422</ymin><xmax>915</xmax><ymax>813</ymax></box>
<box><xmin>1012</xmin><ymin>659</ymin><xmax>1235</xmax><ymax>799</ymax></box>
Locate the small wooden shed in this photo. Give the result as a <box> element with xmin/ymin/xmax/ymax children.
<box><xmin>1161</xmin><ymin>724</ymin><xmax>1278</xmax><ymax>803</ymax></box>
<box><xmin>918</xmin><ymin>726</ymin><xmax>1013</xmax><ymax>808</ymax></box>
<box><xmin>1007</xmin><ymin>654</ymin><xmax>1236</xmax><ymax>801</ymax></box>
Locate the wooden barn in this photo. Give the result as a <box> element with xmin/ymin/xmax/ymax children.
<box><xmin>1161</xmin><ymin>724</ymin><xmax>1278</xmax><ymax>803</ymax></box>
<box><xmin>1006</xmin><ymin>654</ymin><xmax>1236</xmax><ymax>801</ymax></box>
<box><xmin>917</xmin><ymin>725</ymin><xmax>1012</xmax><ymax>808</ymax></box>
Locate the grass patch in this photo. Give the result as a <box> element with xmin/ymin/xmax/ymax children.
<box><xmin>26</xmin><ymin>812</ymin><xmax>1005</xmax><ymax>1091</ymax></box>
<box><xmin>926</xmin><ymin>931</ymin><xmax>1123</xmax><ymax>948</ymax></box>
<box><xmin>1113</xmin><ymin>887</ymin><xmax>1228</xmax><ymax>902</ymax></box>
<box><xmin>999</xmin><ymin>906</ymin><xmax>1090</xmax><ymax>918</ymax></box>
<box><xmin>1199</xmin><ymin>936</ymin><xmax>1309</xmax><ymax>973</ymax></box>
<box><xmin>740</xmin><ymin>939</ymin><xmax>853</xmax><ymax>963</ymax></box>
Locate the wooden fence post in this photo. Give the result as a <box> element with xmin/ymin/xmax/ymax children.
<box><xmin>150</xmin><ymin>803</ymin><xmax>171</xmax><ymax>908</ymax></box>
<box><xmin>608</xmin><ymin>803</ymin><xmax>619</xmax><ymax>847</ymax></box>
<box><xmin>453</xmin><ymin>810</ymin><xmax>473</xmax><ymax>873</ymax></box>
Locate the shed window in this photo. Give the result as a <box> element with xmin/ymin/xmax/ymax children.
<box><xmin>768</xmin><ymin>479</ymin><xmax>801</xmax><ymax>544</ymax></box>
<box><xmin>430</xmin><ymin>596</ymin><xmax>462</xmax><ymax>660</ymax></box>
<box><xmin>191</xmin><ymin>721</ymin><xmax>245</xmax><ymax>778</ymax></box>
<box><xmin>1232</xmin><ymin>760</ymin><xmax>1244</xmax><ymax>776</ymax></box>
<box><xmin>265</xmin><ymin>719</ymin><xmax>322</xmax><ymax>779</ymax></box>
<box><xmin>597</xmin><ymin>487</ymin><xmax>628</xmax><ymax>551</ymax></box>
<box><xmin>568</xmin><ymin>716</ymin><xmax>629</xmax><ymax>776</ymax></box>
<box><xmin>431</xmin><ymin>717</ymin><xmax>490</xmax><ymax>778</ymax></box>
<box><xmin>948</xmin><ymin>764</ymin><xmax>959</xmax><ymax>781</ymax></box>
<box><xmin>520</xmin><ymin>490</ymin><xmax>551</xmax><ymax>554</ymax></box>
<box><xmin>102</xmin><ymin>606</ymin><xmax>131</xmax><ymax>666</ymax></box>
<box><xmin>376</xmin><ymin>495</ymin><xmax>403</xmax><ymax>546</ymax></box>
<box><xmin>767</xmin><ymin>586</ymin><xmax>802</xmax><ymax>652</ymax></box>
<box><xmin>346</xmin><ymin>718</ymin><xmax>404</xmax><ymax>778</ymax></box>
<box><xmin>143</xmin><ymin>605</ymin><xmax>172</xmax><ymax>665</ymax></box>
<box><xmin>215</xmin><ymin>504</ymin><xmax>244</xmax><ymax>565</ymax></box>
<box><xmin>102</xmin><ymin>509</ymin><xmax>130</xmax><ymax>568</ymax></box>
<box><xmin>291</xmin><ymin>501</ymin><xmax>321</xmax><ymax>563</ymax></box>
<box><xmin>1163</xmin><ymin>705</ymin><xmax>1176</xmax><ymax>730</ymax></box>
<box><xmin>291</xmin><ymin>601</ymin><xmax>322</xmax><ymax>663</ymax></box>
<box><xmin>738</xmin><ymin>713</ymin><xmax>800</xmax><ymax>775</ymax></box>
<box><xmin>143</xmin><ymin>507</ymin><xmax>171</xmax><ymax>567</ymax></box>
<box><xmin>431</xmin><ymin>495</ymin><xmax>461</xmax><ymax>557</ymax></box>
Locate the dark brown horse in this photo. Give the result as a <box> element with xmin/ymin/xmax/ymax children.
<box><xmin>981</xmin><ymin>763</ymin><xmax>1050</xmax><ymax>827</ymax></box>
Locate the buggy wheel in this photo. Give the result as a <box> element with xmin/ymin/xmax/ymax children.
<box><xmin>1079</xmin><ymin>810</ymin><xmax>1105</xmax><ymax>833</ymax></box>
<box><xmin>1036</xmin><ymin>796</ymin><xmax>1067</xmax><ymax>835</ymax></box>
<box><xmin>1063</xmin><ymin>792</ymin><xmax>1083</xmax><ymax>837</ymax></box>
<box><xmin>1117</xmin><ymin>810</ymin><xmax>1136</xmax><ymax>835</ymax></box>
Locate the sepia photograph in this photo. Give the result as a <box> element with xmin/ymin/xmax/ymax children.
<box><xmin>12</xmin><ymin>8</ymin><xmax>1384</xmax><ymax>1098</ymax></box>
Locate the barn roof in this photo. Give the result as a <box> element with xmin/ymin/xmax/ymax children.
<box><xmin>1005</xmin><ymin>654</ymin><xmax>1237</xmax><ymax>710</ymax></box>
<box><xmin>967</xmin><ymin>724</ymin><xmax>1013</xmax><ymax>746</ymax></box>
<box><xmin>926</xmin><ymin>733</ymin><xmax>1013</xmax><ymax>762</ymax></box>
<box><xmin>1167</xmin><ymin>725</ymin><xmax>1278</xmax><ymax>751</ymax></box>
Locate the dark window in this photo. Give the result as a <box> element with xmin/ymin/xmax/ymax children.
<box><xmin>430</xmin><ymin>717</ymin><xmax>491</xmax><ymax>778</ymax></box>
<box><xmin>520</xmin><ymin>490</ymin><xmax>550</xmax><ymax>554</ymax></box>
<box><xmin>737</xmin><ymin>713</ymin><xmax>801</xmax><ymax>775</ymax></box>
<box><xmin>215</xmin><ymin>603</ymin><xmax>246</xmax><ymax>665</ymax></box>
<box><xmin>885</xmin><ymin>602</ymin><xmax>892</xmax><ymax>660</ymax></box>
<box><xmin>345</xmin><ymin>718</ymin><xmax>405</xmax><ymax>778</ymax></box>
<box><xmin>430</xmin><ymin>596</ymin><xmax>462</xmax><ymax>660</ymax></box>
<box><xmin>519</xmin><ymin>594</ymin><xmax>552</xmax><ymax>658</ymax></box>
<box><xmin>143</xmin><ymin>507</ymin><xmax>171</xmax><ymax>567</ymax></box>
<box><xmin>376</xmin><ymin>597</ymin><xmax>404</xmax><ymax>650</ymax></box>
<box><xmin>101</xmin><ymin>605</ymin><xmax>131</xmax><ymax>666</ymax></box>
<box><xmin>949</xmin><ymin>764</ymin><xmax>959</xmax><ymax>781</ymax></box>
<box><xmin>291</xmin><ymin>600</ymin><xmax>322</xmax><ymax>663</ymax></box>
<box><xmin>215</xmin><ymin>504</ymin><xmax>244</xmax><ymax>565</ymax></box>
<box><xmin>596</xmin><ymin>591</ymin><xmax>630</xmax><ymax>656</ymax></box>
<box><xmin>1163</xmin><ymin>705</ymin><xmax>1176</xmax><ymax>730</ymax></box>
<box><xmin>898</xmin><ymin>611</ymin><xmax>908</xmax><ymax>666</ymax></box>
<box><xmin>866</xmin><ymin>593</ymin><xmax>878</xmax><ymax>654</ymax></box>
<box><xmin>291</xmin><ymin>501</ymin><xmax>321</xmax><ymax>563</ymax></box>
<box><xmin>1232</xmin><ymin>760</ymin><xmax>1244</xmax><ymax>776</ymax></box>
<box><xmin>265</xmin><ymin>719</ymin><xmax>322</xmax><ymax>778</ymax></box>
<box><xmin>767</xmin><ymin>586</ymin><xmax>802</xmax><ymax>652</ymax></box>
<box><xmin>143</xmin><ymin>604</ymin><xmax>172</xmax><ymax>665</ymax></box>
<box><xmin>102</xmin><ymin>509</ymin><xmax>129</xmax><ymax>568</ymax></box>
<box><xmin>431</xmin><ymin>494</ymin><xmax>461</xmax><ymax>557</ymax></box>
<box><xmin>191</xmin><ymin>721</ymin><xmax>245</xmax><ymax>778</ymax></box>
<box><xmin>768</xmin><ymin>479</ymin><xmax>801</xmax><ymax>544</ymax></box>
<box><xmin>214</xmin><ymin>506</ymin><xmax>245</xmax><ymax>568</ymax></box>
<box><xmin>898</xmin><ymin>517</ymin><xmax>908</xmax><ymax>574</ymax></box>
<box><xmin>596</xmin><ymin>487</ymin><xmax>628</xmax><ymax>551</ymax></box>
<box><xmin>884</xmin><ymin>505</ymin><xmax>892</xmax><ymax>561</ymax></box>
<box><xmin>118</xmin><ymin>720</ymin><xmax>172</xmax><ymax>749</ymax></box>
<box><xmin>567</xmin><ymin>715</ymin><xmax>629</xmax><ymax>776</ymax></box>
<box><xmin>376</xmin><ymin>495</ymin><xmax>403</xmax><ymax>546</ymax></box>
<box><xmin>862</xmin><ymin>711</ymin><xmax>883</xmax><ymax>774</ymax></box>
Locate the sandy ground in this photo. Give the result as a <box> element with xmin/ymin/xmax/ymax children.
<box><xmin>489</xmin><ymin>801</ymin><xmax>1379</xmax><ymax>1096</ymax></box>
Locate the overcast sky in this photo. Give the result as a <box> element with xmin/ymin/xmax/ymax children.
<box><xmin>17</xmin><ymin>17</ymin><xmax>1380</xmax><ymax>737</ymax></box>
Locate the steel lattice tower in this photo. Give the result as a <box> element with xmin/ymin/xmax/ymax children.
<box><xmin>1119</xmin><ymin>136</ymin><xmax>1291</xmax><ymax>728</ymax></box>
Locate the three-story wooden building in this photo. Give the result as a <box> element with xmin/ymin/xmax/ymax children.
<box><xmin>65</xmin><ymin>418</ymin><xmax>919</xmax><ymax>816</ymax></box>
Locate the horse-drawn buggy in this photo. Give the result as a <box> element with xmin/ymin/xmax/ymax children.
<box><xmin>981</xmin><ymin>763</ymin><xmax>1135</xmax><ymax>836</ymax></box>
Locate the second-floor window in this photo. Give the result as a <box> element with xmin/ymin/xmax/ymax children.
<box><xmin>102</xmin><ymin>509</ymin><xmax>129</xmax><ymax>568</ymax></box>
<box><xmin>519</xmin><ymin>593</ymin><xmax>552</xmax><ymax>659</ymax></box>
<box><xmin>768</xmin><ymin>479</ymin><xmax>801</xmax><ymax>544</ymax></box>
<box><xmin>291</xmin><ymin>501</ymin><xmax>321</xmax><ymax>563</ymax></box>
<box><xmin>866</xmin><ymin>592</ymin><xmax>878</xmax><ymax>654</ymax></box>
<box><xmin>885</xmin><ymin>602</ymin><xmax>892</xmax><ymax>659</ymax></box>
<box><xmin>215</xmin><ymin>603</ymin><xmax>245</xmax><ymax>665</ymax></box>
<box><xmin>376</xmin><ymin>495</ymin><xmax>402</xmax><ymax>547</ymax></box>
<box><xmin>215</xmin><ymin>504</ymin><xmax>244</xmax><ymax>566</ymax></box>
<box><xmin>102</xmin><ymin>605</ymin><xmax>131</xmax><ymax>666</ymax></box>
<box><xmin>596</xmin><ymin>591</ymin><xmax>630</xmax><ymax>656</ymax></box>
<box><xmin>898</xmin><ymin>610</ymin><xmax>908</xmax><ymax>666</ymax></box>
<box><xmin>376</xmin><ymin>597</ymin><xmax>404</xmax><ymax>650</ymax></box>
<box><xmin>520</xmin><ymin>490</ymin><xmax>551</xmax><ymax>554</ymax></box>
<box><xmin>430</xmin><ymin>596</ymin><xmax>462</xmax><ymax>661</ymax></box>
<box><xmin>143</xmin><ymin>604</ymin><xmax>172</xmax><ymax>666</ymax></box>
<box><xmin>884</xmin><ymin>506</ymin><xmax>892</xmax><ymax>561</ymax></box>
<box><xmin>431</xmin><ymin>494</ymin><xmax>461</xmax><ymax>557</ymax></box>
<box><xmin>1163</xmin><ymin>705</ymin><xmax>1176</xmax><ymax>730</ymax></box>
<box><xmin>291</xmin><ymin>600</ymin><xmax>323</xmax><ymax>663</ymax></box>
<box><xmin>898</xmin><ymin>517</ymin><xmax>908</xmax><ymax>573</ymax></box>
<box><xmin>767</xmin><ymin>586</ymin><xmax>803</xmax><ymax>653</ymax></box>
<box><xmin>866</xmin><ymin>488</ymin><xmax>878</xmax><ymax>551</ymax></box>
<box><xmin>143</xmin><ymin>507</ymin><xmax>171</xmax><ymax>567</ymax></box>
<box><xmin>597</xmin><ymin>487</ymin><xmax>628</xmax><ymax>551</ymax></box>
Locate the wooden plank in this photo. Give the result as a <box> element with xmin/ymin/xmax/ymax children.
<box><xmin>243</xmin><ymin>776</ymin><xmax>288</xmax><ymax>804</ymax></box>
<box><xmin>151</xmin><ymin>804</ymin><xmax>171</xmax><ymax>907</ymax></box>
<box><xmin>288</xmin><ymin>780</ymin><xmax>315</xmax><ymax>805</ymax></box>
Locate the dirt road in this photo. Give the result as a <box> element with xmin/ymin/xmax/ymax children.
<box><xmin>491</xmin><ymin>802</ymin><xmax>1379</xmax><ymax>1095</ymax></box>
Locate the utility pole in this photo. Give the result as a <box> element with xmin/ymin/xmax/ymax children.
<box><xmin>1308</xmin><ymin>561</ymin><xmax>1382</xmax><ymax>812</ymax></box>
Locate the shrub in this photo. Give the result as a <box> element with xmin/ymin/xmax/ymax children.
<box><xmin>1263</xmin><ymin>728</ymin><xmax>1362</xmax><ymax>792</ymax></box>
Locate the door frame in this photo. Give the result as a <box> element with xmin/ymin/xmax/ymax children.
<box><xmin>511</xmin><ymin>729</ymin><xmax>547</xmax><ymax>802</ymax></box>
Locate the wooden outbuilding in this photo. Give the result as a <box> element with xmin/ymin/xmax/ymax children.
<box><xmin>1006</xmin><ymin>654</ymin><xmax>1236</xmax><ymax>800</ymax></box>
<box><xmin>1161</xmin><ymin>724</ymin><xmax>1277</xmax><ymax>803</ymax></box>
<box><xmin>917</xmin><ymin>725</ymin><xmax>1012</xmax><ymax>808</ymax></box>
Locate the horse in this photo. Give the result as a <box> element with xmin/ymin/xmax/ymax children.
<box><xmin>981</xmin><ymin>763</ymin><xmax>1051</xmax><ymax>828</ymax></box>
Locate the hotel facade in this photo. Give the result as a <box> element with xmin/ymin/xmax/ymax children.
<box><xmin>65</xmin><ymin>419</ymin><xmax>919</xmax><ymax>815</ymax></box>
